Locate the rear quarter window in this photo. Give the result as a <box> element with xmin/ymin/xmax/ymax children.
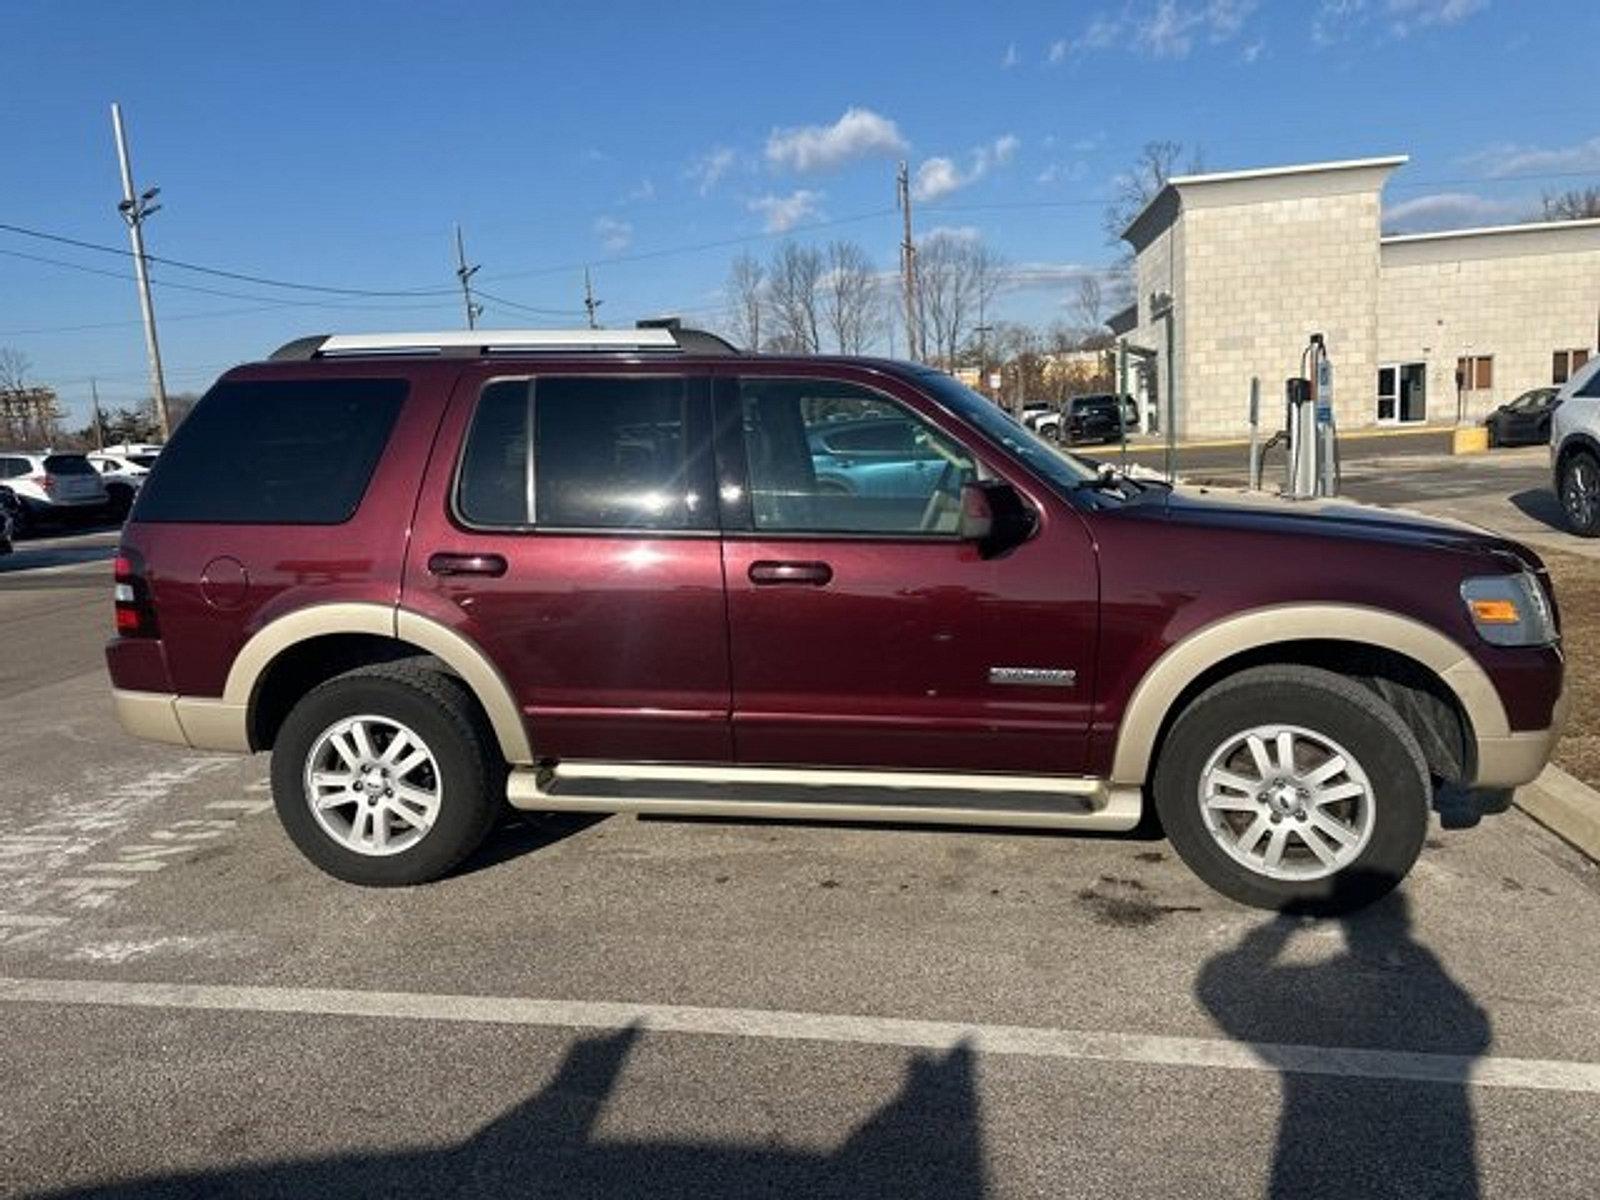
<box><xmin>133</xmin><ymin>378</ymin><xmax>407</xmax><ymax>524</ymax></box>
<box><xmin>43</xmin><ymin>454</ymin><xmax>95</xmax><ymax>475</ymax></box>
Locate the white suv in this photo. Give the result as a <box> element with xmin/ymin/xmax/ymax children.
<box><xmin>88</xmin><ymin>444</ymin><xmax>162</xmax><ymax>518</ymax></box>
<box><xmin>0</xmin><ymin>451</ymin><xmax>109</xmax><ymax>533</ymax></box>
<box><xmin>1550</xmin><ymin>356</ymin><xmax>1600</xmax><ymax>537</ymax></box>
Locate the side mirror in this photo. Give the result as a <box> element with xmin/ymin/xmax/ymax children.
<box><xmin>959</xmin><ymin>480</ymin><xmax>1037</xmax><ymax>559</ymax></box>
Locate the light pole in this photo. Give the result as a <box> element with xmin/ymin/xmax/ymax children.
<box><xmin>111</xmin><ymin>102</ymin><xmax>170</xmax><ymax>442</ymax></box>
<box><xmin>975</xmin><ymin>322</ymin><xmax>994</xmax><ymax>404</ymax></box>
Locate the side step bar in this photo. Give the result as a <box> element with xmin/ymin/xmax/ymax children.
<box><xmin>506</xmin><ymin>762</ymin><xmax>1143</xmax><ymax>832</ymax></box>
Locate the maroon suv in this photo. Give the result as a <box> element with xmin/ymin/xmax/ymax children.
<box><xmin>106</xmin><ymin>327</ymin><xmax>1566</xmax><ymax>911</ymax></box>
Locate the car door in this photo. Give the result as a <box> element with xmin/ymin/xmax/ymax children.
<box><xmin>405</xmin><ymin>367</ymin><xmax>733</xmax><ymax>764</ymax></box>
<box><xmin>716</xmin><ymin>368</ymin><xmax>1099</xmax><ymax>775</ymax></box>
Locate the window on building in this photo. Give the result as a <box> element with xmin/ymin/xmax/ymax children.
<box><xmin>1456</xmin><ymin>356</ymin><xmax>1494</xmax><ymax>391</ymax></box>
<box><xmin>1554</xmin><ymin>349</ymin><xmax>1592</xmax><ymax>385</ymax></box>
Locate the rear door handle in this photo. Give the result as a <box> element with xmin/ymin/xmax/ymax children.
<box><xmin>428</xmin><ymin>552</ymin><xmax>508</xmax><ymax>578</ymax></box>
<box><xmin>749</xmin><ymin>560</ymin><xmax>833</xmax><ymax>586</ymax></box>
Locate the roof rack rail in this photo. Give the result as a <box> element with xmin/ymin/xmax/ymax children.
<box><xmin>268</xmin><ymin>325</ymin><xmax>742</xmax><ymax>362</ymax></box>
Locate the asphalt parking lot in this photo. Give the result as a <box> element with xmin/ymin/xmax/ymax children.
<box><xmin>4</xmin><ymin>467</ymin><xmax>1600</xmax><ymax>1198</ymax></box>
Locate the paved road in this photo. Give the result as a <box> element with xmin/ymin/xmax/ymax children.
<box><xmin>3</xmin><ymin>495</ymin><xmax>1600</xmax><ymax>1198</ymax></box>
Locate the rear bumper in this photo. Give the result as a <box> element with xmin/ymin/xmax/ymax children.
<box><xmin>111</xmin><ymin>689</ymin><xmax>250</xmax><ymax>753</ymax></box>
<box><xmin>1473</xmin><ymin>681</ymin><xmax>1569</xmax><ymax>789</ymax></box>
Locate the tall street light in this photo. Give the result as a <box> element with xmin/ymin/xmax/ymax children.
<box><xmin>111</xmin><ymin>102</ymin><xmax>171</xmax><ymax>441</ymax></box>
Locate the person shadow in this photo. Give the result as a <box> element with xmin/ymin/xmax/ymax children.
<box><xmin>1196</xmin><ymin>872</ymin><xmax>1491</xmax><ymax>1199</ymax></box>
<box><xmin>33</xmin><ymin>1026</ymin><xmax>989</xmax><ymax>1199</ymax></box>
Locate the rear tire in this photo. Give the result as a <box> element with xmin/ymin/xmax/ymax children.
<box><xmin>1560</xmin><ymin>449</ymin><xmax>1600</xmax><ymax>537</ymax></box>
<box><xmin>271</xmin><ymin>662</ymin><xmax>504</xmax><ymax>886</ymax></box>
<box><xmin>1153</xmin><ymin>665</ymin><xmax>1429</xmax><ymax>914</ymax></box>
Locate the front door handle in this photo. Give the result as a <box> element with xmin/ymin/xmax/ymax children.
<box><xmin>749</xmin><ymin>560</ymin><xmax>833</xmax><ymax>586</ymax></box>
<box><xmin>428</xmin><ymin>552</ymin><xmax>508</xmax><ymax>578</ymax></box>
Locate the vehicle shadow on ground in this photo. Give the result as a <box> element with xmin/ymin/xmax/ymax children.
<box><xmin>34</xmin><ymin>1027</ymin><xmax>989</xmax><ymax>1199</ymax></box>
<box><xmin>450</xmin><ymin>811</ymin><xmax>610</xmax><ymax>877</ymax></box>
<box><xmin>1196</xmin><ymin>872</ymin><xmax>1490</xmax><ymax>1199</ymax></box>
<box><xmin>1510</xmin><ymin>487</ymin><xmax>1568</xmax><ymax>534</ymax></box>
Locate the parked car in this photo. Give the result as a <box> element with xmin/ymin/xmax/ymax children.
<box><xmin>0</xmin><ymin>486</ymin><xmax>17</xmax><ymax>554</ymax></box>
<box><xmin>1061</xmin><ymin>394</ymin><xmax>1125</xmax><ymax>445</ymax></box>
<box><xmin>0</xmin><ymin>451</ymin><xmax>109</xmax><ymax>532</ymax></box>
<box><xmin>806</xmin><ymin>416</ymin><xmax>952</xmax><ymax>509</ymax></box>
<box><xmin>88</xmin><ymin>445</ymin><xmax>161</xmax><ymax>518</ymax></box>
<box><xmin>1021</xmin><ymin>402</ymin><xmax>1063</xmax><ymax>441</ymax></box>
<box><xmin>108</xmin><ymin>327</ymin><xmax>1565</xmax><ymax>913</ymax></box>
<box><xmin>1485</xmin><ymin>388</ymin><xmax>1560</xmax><ymax>448</ymax></box>
<box><xmin>1549</xmin><ymin>357</ymin><xmax>1600</xmax><ymax>536</ymax></box>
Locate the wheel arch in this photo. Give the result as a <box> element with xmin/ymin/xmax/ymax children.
<box><xmin>1556</xmin><ymin>431</ymin><xmax>1600</xmax><ymax>472</ymax></box>
<box><xmin>1109</xmin><ymin>605</ymin><xmax>1507</xmax><ymax>788</ymax></box>
<box><xmin>226</xmin><ymin>602</ymin><xmax>533</xmax><ymax>764</ymax></box>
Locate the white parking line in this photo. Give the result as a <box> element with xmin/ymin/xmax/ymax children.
<box><xmin>3</xmin><ymin>975</ymin><xmax>1599</xmax><ymax>1096</ymax></box>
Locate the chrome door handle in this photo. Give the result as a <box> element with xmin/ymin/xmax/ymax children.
<box><xmin>748</xmin><ymin>560</ymin><xmax>833</xmax><ymax>586</ymax></box>
<box><xmin>428</xmin><ymin>552</ymin><xmax>508</xmax><ymax>578</ymax></box>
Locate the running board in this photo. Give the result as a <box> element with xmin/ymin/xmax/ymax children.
<box><xmin>506</xmin><ymin>762</ymin><xmax>1143</xmax><ymax>832</ymax></box>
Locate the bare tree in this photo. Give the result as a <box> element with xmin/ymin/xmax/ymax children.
<box><xmin>1542</xmin><ymin>187</ymin><xmax>1600</xmax><ymax>221</ymax></box>
<box><xmin>0</xmin><ymin>347</ymin><xmax>30</xmax><ymax>393</ymax></box>
<box><xmin>765</xmin><ymin>242</ymin><xmax>824</xmax><ymax>353</ymax></box>
<box><xmin>1102</xmin><ymin>140</ymin><xmax>1203</xmax><ymax>242</ymax></box>
<box><xmin>915</xmin><ymin>232</ymin><xmax>1005</xmax><ymax>366</ymax></box>
<box><xmin>819</xmin><ymin>240</ymin><xmax>881</xmax><ymax>354</ymax></box>
<box><xmin>1073</xmin><ymin>274</ymin><xmax>1104</xmax><ymax>334</ymax></box>
<box><xmin>725</xmin><ymin>253</ymin><xmax>765</xmax><ymax>352</ymax></box>
<box><xmin>0</xmin><ymin>347</ymin><xmax>64</xmax><ymax>446</ymax></box>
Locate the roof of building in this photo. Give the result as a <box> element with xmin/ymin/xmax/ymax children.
<box><xmin>1380</xmin><ymin>216</ymin><xmax>1600</xmax><ymax>245</ymax></box>
<box><xmin>1121</xmin><ymin>154</ymin><xmax>1409</xmax><ymax>245</ymax></box>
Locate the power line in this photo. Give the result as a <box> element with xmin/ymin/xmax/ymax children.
<box><xmin>0</xmin><ymin>220</ymin><xmax>457</xmax><ymax>297</ymax></box>
<box><xmin>471</xmin><ymin>288</ymin><xmax>585</xmax><ymax>318</ymax></box>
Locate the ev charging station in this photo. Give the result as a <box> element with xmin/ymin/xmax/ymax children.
<box><xmin>1253</xmin><ymin>333</ymin><xmax>1341</xmax><ymax>499</ymax></box>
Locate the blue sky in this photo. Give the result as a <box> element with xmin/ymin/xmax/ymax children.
<box><xmin>3</xmin><ymin>0</ymin><xmax>1596</xmax><ymax>424</ymax></box>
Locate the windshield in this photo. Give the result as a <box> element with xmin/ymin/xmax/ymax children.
<box><xmin>913</xmin><ymin>369</ymin><xmax>1094</xmax><ymax>492</ymax></box>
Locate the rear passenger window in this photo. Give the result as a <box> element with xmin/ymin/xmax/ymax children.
<box><xmin>454</xmin><ymin>376</ymin><xmax>713</xmax><ymax>531</ymax></box>
<box><xmin>134</xmin><ymin>378</ymin><xmax>406</xmax><ymax>524</ymax></box>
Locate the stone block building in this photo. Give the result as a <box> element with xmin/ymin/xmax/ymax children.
<box><xmin>1114</xmin><ymin>156</ymin><xmax>1600</xmax><ymax>439</ymax></box>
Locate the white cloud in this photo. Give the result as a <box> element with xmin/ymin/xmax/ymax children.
<box><xmin>1037</xmin><ymin>161</ymin><xmax>1090</xmax><ymax>185</ymax></box>
<box><xmin>1382</xmin><ymin>191</ymin><xmax>1524</xmax><ymax>232</ymax></box>
<box><xmin>1241</xmin><ymin>37</ymin><xmax>1266</xmax><ymax>61</ymax></box>
<box><xmin>912</xmin><ymin>135</ymin><xmax>1022</xmax><ymax>201</ymax></box>
<box><xmin>1316</xmin><ymin>0</ymin><xmax>1489</xmax><ymax>42</ymax></box>
<box><xmin>623</xmin><ymin>178</ymin><xmax>655</xmax><ymax>203</ymax></box>
<box><xmin>1080</xmin><ymin>15</ymin><xmax>1122</xmax><ymax>49</ymax></box>
<box><xmin>765</xmin><ymin>108</ymin><xmax>909</xmax><ymax>173</ymax></box>
<box><xmin>592</xmin><ymin>215</ymin><xmax>632</xmax><ymax>252</ymax></box>
<box><xmin>922</xmin><ymin>225</ymin><xmax>982</xmax><ymax>242</ymax></box>
<box><xmin>1001</xmin><ymin>41</ymin><xmax>1020</xmax><ymax>68</ymax></box>
<box><xmin>748</xmin><ymin>189</ymin><xmax>824</xmax><ymax>233</ymax></box>
<box><xmin>1463</xmin><ymin>135</ymin><xmax>1600</xmax><ymax>179</ymax></box>
<box><xmin>687</xmin><ymin>146</ymin><xmax>736</xmax><ymax>196</ymax></box>
<box><xmin>1136</xmin><ymin>0</ymin><xmax>1258</xmax><ymax>58</ymax></box>
<box><xmin>913</xmin><ymin>157</ymin><xmax>966</xmax><ymax>202</ymax></box>
<box><xmin>1047</xmin><ymin>38</ymin><xmax>1069</xmax><ymax>64</ymax></box>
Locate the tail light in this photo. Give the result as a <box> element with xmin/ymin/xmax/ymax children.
<box><xmin>29</xmin><ymin>472</ymin><xmax>55</xmax><ymax>498</ymax></box>
<box><xmin>113</xmin><ymin>549</ymin><xmax>157</xmax><ymax>638</ymax></box>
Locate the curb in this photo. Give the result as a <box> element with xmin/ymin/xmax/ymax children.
<box><xmin>1515</xmin><ymin>764</ymin><xmax>1600</xmax><ymax>863</ymax></box>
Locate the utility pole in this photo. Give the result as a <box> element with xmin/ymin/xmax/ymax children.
<box><xmin>111</xmin><ymin>102</ymin><xmax>170</xmax><ymax>442</ymax></box>
<box><xmin>89</xmin><ymin>378</ymin><xmax>105</xmax><ymax>451</ymax></box>
<box><xmin>454</xmin><ymin>224</ymin><xmax>482</xmax><ymax>330</ymax></box>
<box><xmin>583</xmin><ymin>268</ymin><xmax>602</xmax><ymax>329</ymax></box>
<box><xmin>896</xmin><ymin>161</ymin><xmax>920</xmax><ymax>363</ymax></box>
<box><xmin>975</xmin><ymin>323</ymin><xmax>994</xmax><ymax>401</ymax></box>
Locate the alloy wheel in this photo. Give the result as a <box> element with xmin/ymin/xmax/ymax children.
<box><xmin>1197</xmin><ymin>723</ymin><xmax>1374</xmax><ymax>881</ymax></box>
<box><xmin>303</xmin><ymin>715</ymin><xmax>442</xmax><ymax>856</ymax></box>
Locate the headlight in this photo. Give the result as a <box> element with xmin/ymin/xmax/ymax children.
<box><xmin>1461</xmin><ymin>572</ymin><xmax>1557</xmax><ymax>647</ymax></box>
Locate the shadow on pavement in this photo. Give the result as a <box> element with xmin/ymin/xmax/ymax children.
<box><xmin>1197</xmin><ymin>872</ymin><xmax>1490</xmax><ymax>1199</ymax></box>
<box><xmin>34</xmin><ymin>1027</ymin><xmax>989</xmax><ymax>1199</ymax></box>
<box><xmin>451</xmin><ymin>811</ymin><xmax>610</xmax><ymax>878</ymax></box>
<box><xmin>1510</xmin><ymin>487</ymin><xmax>1567</xmax><ymax>534</ymax></box>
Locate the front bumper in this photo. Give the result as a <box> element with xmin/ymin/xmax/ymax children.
<box><xmin>1473</xmin><ymin>681</ymin><xmax>1569</xmax><ymax>789</ymax></box>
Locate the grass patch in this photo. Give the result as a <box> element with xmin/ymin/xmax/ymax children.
<box><xmin>1543</xmin><ymin>550</ymin><xmax>1600</xmax><ymax>790</ymax></box>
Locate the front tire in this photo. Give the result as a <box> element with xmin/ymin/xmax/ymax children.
<box><xmin>1560</xmin><ymin>450</ymin><xmax>1600</xmax><ymax>537</ymax></box>
<box><xmin>271</xmin><ymin>662</ymin><xmax>504</xmax><ymax>885</ymax></box>
<box><xmin>1153</xmin><ymin>665</ymin><xmax>1429</xmax><ymax>913</ymax></box>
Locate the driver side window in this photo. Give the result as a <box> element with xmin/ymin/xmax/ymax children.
<box><xmin>739</xmin><ymin>379</ymin><xmax>976</xmax><ymax>535</ymax></box>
